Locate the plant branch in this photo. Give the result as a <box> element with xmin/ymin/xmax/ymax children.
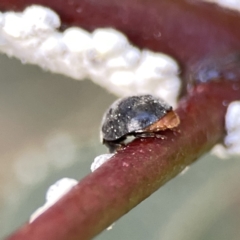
<box><xmin>1</xmin><ymin>0</ymin><xmax>240</xmax><ymax>239</ymax></box>
<box><xmin>1</xmin><ymin>0</ymin><xmax>240</xmax><ymax>66</ymax></box>
<box><xmin>5</xmin><ymin>80</ymin><xmax>240</xmax><ymax>240</ymax></box>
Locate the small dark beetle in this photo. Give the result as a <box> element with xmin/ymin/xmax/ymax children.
<box><xmin>101</xmin><ymin>94</ymin><xmax>180</xmax><ymax>152</ymax></box>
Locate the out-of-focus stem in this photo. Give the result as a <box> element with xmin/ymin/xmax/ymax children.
<box><xmin>1</xmin><ymin>0</ymin><xmax>240</xmax><ymax>92</ymax></box>
<box><xmin>5</xmin><ymin>80</ymin><xmax>240</xmax><ymax>240</ymax></box>
<box><xmin>1</xmin><ymin>0</ymin><xmax>240</xmax><ymax>69</ymax></box>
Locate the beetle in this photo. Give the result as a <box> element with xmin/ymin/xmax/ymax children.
<box><xmin>101</xmin><ymin>94</ymin><xmax>180</xmax><ymax>152</ymax></box>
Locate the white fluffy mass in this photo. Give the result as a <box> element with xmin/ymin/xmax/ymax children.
<box><xmin>211</xmin><ymin>101</ymin><xmax>240</xmax><ymax>158</ymax></box>
<box><xmin>91</xmin><ymin>154</ymin><xmax>114</xmax><ymax>172</ymax></box>
<box><xmin>204</xmin><ymin>0</ymin><xmax>240</xmax><ymax>12</ymax></box>
<box><xmin>29</xmin><ymin>178</ymin><xmax>78</xmax><ymax>222</ymax></box>
<box><xmin>0</xmin><ymin>5</ymin><xmax>181</xmax><ymax>107</ymax></box>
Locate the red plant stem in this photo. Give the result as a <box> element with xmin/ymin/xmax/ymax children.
<box><xmin>5</xmin><ymin>80</ymin><xmax>240</xmax><ymax>240</ymax></box>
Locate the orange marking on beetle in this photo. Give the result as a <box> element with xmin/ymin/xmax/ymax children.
<box><xmin>143</xmin><ymin>110</ymin><xmax>180</xmax><ymax>132</ymax></box>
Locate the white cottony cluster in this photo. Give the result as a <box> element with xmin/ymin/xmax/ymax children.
<box><xmin>224</xmin><ymin>101</ymin><xmax>240</xmax><ymax>154</ymax></box>
<box><xmin>0</xmin><ymin>5</ymin><xmax>180</xmax><ymax>107</ymax></box>
<box><xmin>204</xmin><ymin>0</ymin><xmax>240</xmax><ymax>12</ymax></box>
<box><xmin>29</xmin><ymin>155</ymin><xmax>115</xmax><ymax>223</ymax></box>
<box><xmin>29</xmin><ymin>178</ymin><xmax>78</xmax><ymax>222</ymax></box>
<box><xmin>91</xmin><ymin>154</ymin><xmax>114</xmax><ymax>172</ymax></box>
<box><xmin>211</xmin><ymin>101</ymin><xmax>240</xmax><ymax>158</ymax></box>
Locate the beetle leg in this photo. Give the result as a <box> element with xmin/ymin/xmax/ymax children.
<box><xmin>133</xmin><ymin>132</ymin><xmax>166</xmax><ymax>139</ymax></box>
<box><xmin>103</xmin><ymin>138</ymin><xmax>126</xmax><ymax>153</ymax></box>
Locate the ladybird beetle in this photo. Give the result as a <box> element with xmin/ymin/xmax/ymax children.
<box><xmin>101</xmin><ymin>94</ymin><xmax>180</xmax><ymax>152</ymax></box>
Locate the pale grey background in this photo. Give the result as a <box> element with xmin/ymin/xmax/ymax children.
<box><xmin>1</xmin><ymin>54</ymin><xmax>240</xmax><ymax>240</ymax></box>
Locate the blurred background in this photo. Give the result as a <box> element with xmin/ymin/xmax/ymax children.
<box><xmin>1</xmin><ymin>53</ymin><xmax>240</xmax><ymax>240</ymax></box>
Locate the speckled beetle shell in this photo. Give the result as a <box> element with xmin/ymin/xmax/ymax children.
<box><xmin>101</xmin><ymin>94</ymin><xmax>180</xmax><ymax>152</ymax></box>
